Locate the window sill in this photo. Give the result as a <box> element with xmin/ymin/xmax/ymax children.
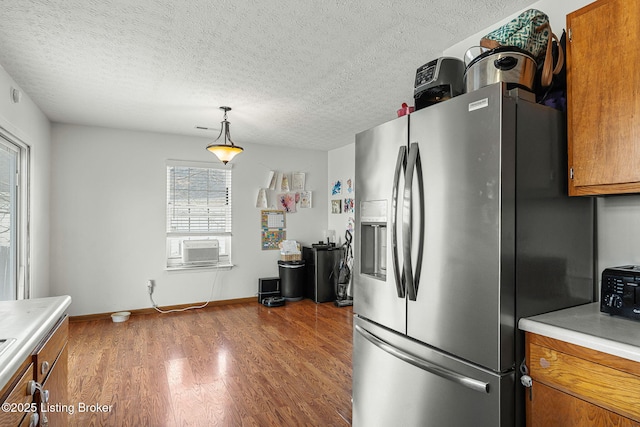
<box><xmin>165</xmin><ymin>263</ymin><xmax>234</xmax><ymax>272</ymax></box>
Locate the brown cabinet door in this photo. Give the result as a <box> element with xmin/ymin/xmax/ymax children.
<box><xmin>529</xmin><ymin>381</ymin><xmax>637</xmax><ymax>427</ymax></box>
<box><xmin>567</xmin><ymin>0</ymin><xmax>640</xmax><ymax>195</ymax></box>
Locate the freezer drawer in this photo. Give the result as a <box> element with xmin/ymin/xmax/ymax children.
<box><xmin>352</xmin><ymin>316</ymin><xmax>514</xmax><ymax>427</ymax></box>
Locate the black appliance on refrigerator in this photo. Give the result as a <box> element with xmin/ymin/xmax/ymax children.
<box><xmin>352</xmin><ymin>83</ymin><xmax>595</xmax><ymax>426</ymax></box>
<box><xmin>413</xmin><ymin>57</ymin><xmax>465</xmax><ymax>110</ymax></box>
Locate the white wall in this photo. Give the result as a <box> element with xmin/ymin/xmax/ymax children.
<box><xmin>596</xmin><ymin>197</ymin><xmax>640</xmax><ymax>276</ymax></box>
<box><xmin>50</xmin><ymin>124</ymin><xmax>328</xmax><ymax>316</ymax></box>
<box><xmin>327</xmin><ymin>143</ymin><xmax>356</xmax><ymax>246</ymax></box>
<box><xmin>0</xmin><ymin>66</ymin><xmax>51</xmax><ymax>298</ymax></box>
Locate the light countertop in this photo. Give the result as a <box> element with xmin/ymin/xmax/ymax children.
<box><xmin>519</xmin><ymin>302</ymin><xmax>640</xmax><ymax>363</ymax></box>
<box><xmin>0</xmin><ymin>295</ymin><xmax>72</xmax><ymax>391</ymax></box>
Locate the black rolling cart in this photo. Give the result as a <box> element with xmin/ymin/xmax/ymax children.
<box><xmin>302</xmin><ymin>244</ymin><xmax>342</xmax><ymax>303</ymax></box>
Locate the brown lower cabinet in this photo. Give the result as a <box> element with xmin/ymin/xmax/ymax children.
<box><xmin>0</xmin><ymin>316</ymin><xmax>68</xmax><ymax>427</ymax></box>
<box><xmin>526</xmin><ymin>332</ymin><xmax>640</xmax><ymax>426</ymax></box>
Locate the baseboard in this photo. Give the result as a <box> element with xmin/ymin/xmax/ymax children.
<box><xmin>69</xmin><ymin>297</ymin><xmax>256</xmax><ymax>322</ymax></box>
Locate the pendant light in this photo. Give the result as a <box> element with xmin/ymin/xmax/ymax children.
<box><xmin>206</xmin><ymin>106</ymin><xmax>244</xmax><ymax>164</ymax></box>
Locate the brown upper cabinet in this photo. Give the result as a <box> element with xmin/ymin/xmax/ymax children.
<box><xmin>566</xmin><ymin>0</ymin><xmax>640</xmax><ymax>196</ymax></box>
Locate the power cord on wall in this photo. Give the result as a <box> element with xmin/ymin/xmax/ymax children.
<box><xmin>148</xmin><ymin>266</ymin><xmax>221</xmax><ymax>313</ymax></box>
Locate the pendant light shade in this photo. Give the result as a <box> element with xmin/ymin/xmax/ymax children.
<box><xmin>206</xmin><ymin>106</ymin><xmax>244</xmax><ymax>164</ymax></box>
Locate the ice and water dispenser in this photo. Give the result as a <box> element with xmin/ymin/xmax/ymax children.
<box><xmin>360</xmin><ymin>200</ymin><xmax>387</xmax><ymax>280</ymax></box>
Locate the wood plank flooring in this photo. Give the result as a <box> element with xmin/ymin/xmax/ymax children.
<box><xmin>67</xmin><ymin>300</ymin><xmax>353</xmax><ymax>426</ymax></box>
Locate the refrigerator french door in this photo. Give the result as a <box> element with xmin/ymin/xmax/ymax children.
<box><xmin>355</xmin><ymin>84</ymin><xmax>512</xmax><ymax>368</ymax></box>
<box><xmin>353</xmin><ymin>83</ymin><xmax>594</xmax><ymax>426</ymax></box>
<box><xmin>406</xmin><ymin>84</ymin><xmax>515</xmax><ymax>373</ymax></box>
<box><xmin>354</xmin><ymin>116</ymin><xmax>409</xmax><ymax>334</ymax></box>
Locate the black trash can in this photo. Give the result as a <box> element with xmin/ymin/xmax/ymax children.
<box><xmin>278</xmin><ymin>260</ymin><xmax>306</xmax><ymax>301</ymax></box>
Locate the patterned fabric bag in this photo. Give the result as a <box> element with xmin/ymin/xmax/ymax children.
<box><xmin>480</xmin><ymin>9</ymin><xmax>563</xmax><ymax>87</ymax></box>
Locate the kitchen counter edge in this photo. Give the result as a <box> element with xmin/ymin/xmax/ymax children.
<box><xmin>0</xmin><ymin>295</ymin><xmax>72</xmax><ymax>391</ymax></box>
<box><xmin>518</xmin><ymin>302</ymin><xmax>640</xmax><ymax>363</ymax></box>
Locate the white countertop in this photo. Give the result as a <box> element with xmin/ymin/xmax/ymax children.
<box><xmin>519</xmin><ymin>302</ymin><xmax>640</xmax><ymax>363</ymax></box>
<box><xmin>0</xmin><ymin>295</ymin><xmax>72</xmax><ymax>390</ymax></box>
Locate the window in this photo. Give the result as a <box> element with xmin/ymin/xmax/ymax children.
<box><xmin>0</xmin><ymin>130</ymin><xmax>29</xmax><ymax>300</ymax></box>
<box><xmin>166</xmin><ymin>160</ymin><xmax>232</xmax><ymax>269</ymax></box>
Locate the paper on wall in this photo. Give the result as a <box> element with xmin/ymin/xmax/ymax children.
<box><xmin>292</xmin><ymin>172</ymin><xmax>305</xmax><ymax>191</ymax></box>
<box><xmin>256</xmin><ymin>188</ymin><xmax>268</xmax><ymax>208</ymax></box>
<box><xmin>281</xmin><ymin>174</ymin><xmax>290</xmax><ymax>192</ymax></box>
<box><xmin>267</xmin><ymin>171</ymin><xmax>277</xmax><ymax>190</ymax></box>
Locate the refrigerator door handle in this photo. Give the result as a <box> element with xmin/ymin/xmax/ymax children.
<box><xmin>391</xmin><ymin>145</ymin><xmax>407</xmax><ymax>298</ymax></box>
<box><xmin>355</xmin><ymin>324</ymin><xmax>490</xmax><ymax>394</ymax></box>
<box><xmin>403</xmin><ymin>142</ymin><xmax>425</xmax><ymax>301</ymax></box>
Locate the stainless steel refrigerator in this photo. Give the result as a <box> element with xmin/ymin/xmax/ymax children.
<box><xmin>352</xmin><ymin>83</ymin><xmax>595</xmax><ymax>427</ymax></box>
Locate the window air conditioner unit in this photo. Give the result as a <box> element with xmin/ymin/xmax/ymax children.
<box><xmin>182</xmin><ymin>239</ymin><xmax>219</xmax><ymax>265</ymax></box>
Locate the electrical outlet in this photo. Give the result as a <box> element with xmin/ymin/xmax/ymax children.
<box><xmin>147</xmin><ymin>279</ymin><xmax>154</xmax><ymax>295</ymax></box>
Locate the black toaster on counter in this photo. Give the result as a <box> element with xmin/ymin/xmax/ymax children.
<box><xmin>601</xmin><ymin>265</ymin><xmax>640</xmax><ymax>320</ymax></box>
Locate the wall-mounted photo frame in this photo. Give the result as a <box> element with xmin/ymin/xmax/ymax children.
<box><xmin>278</xmin><ymin>193</ymin><xmax>297</xmax><ymax>213</ymax></box>
<box><xmin>261</xmin><ymin>229</ymin><xmax>286</xmax><ymax>250</ymax></box>
<box><xmin>299</xmin><ymin>191</ymin><xmax>312</xmax><ymax>208</ymax></box>
<box><xmin>331</xmin><ymin>199</ymin><xmax>342</xmax><ymax>214</ymax></box>
<box><xmin>331</xmin><ymin>180</ymin><xmax>342</xmax><ymax>195</ymax></box>
<box><xmin>261</xmin><ymin>209</ymin><xmax>286</xmax><ymax>250</ymax></box>
<box><xmin>343</xmin><ymin>198</ymin><xmax>354</xmax><ymax>213</ymax></box>
<box><xmin>261</xmin><ymin>209</ymin><xmax>285</xmax><ymax>229</ymax></box>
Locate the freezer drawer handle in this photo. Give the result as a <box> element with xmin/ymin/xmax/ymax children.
<box><xmin>355</xmin><ymin>325</ymin><xmax>490</xmax><ymax>394</ymax></box>
<box><xmin>391</xmin><ymin>145</ymin><xmax>407</xmax><ymax>298</ymax></box>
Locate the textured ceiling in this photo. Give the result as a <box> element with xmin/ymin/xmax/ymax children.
<box><xmin>0</xmin><ymin>0</ymin><xmax>538</xmax><ymax>151</ymax></box>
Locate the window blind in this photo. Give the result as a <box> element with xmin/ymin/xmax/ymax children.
<box><xmin>166</xmin><ymin>164</ymin><xmax>232</xmax><ymax>235</ymax></box>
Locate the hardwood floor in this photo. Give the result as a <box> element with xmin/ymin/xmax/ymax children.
<box><xmin>67</xmin><ymin>300</ymin><xmax>353</xmax><ymax>426</ymax></box>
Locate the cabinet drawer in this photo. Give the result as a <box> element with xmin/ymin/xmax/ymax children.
<box><xmin>529</xmin><ymin>341</ymin><xmax>640</xmax><ymax>422</ymax></box>
<box><xmin>34</xmin><ymin>316</ymin><xmax>68</xmax><ymax>383</ymax></box>
<box><xmin>0</xmin><ymin>360</ymin><xmax>34</xmax><ymax>427</ymax></box>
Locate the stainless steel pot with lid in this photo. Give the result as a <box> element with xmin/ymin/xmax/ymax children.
<box><xmin>463</xmin><ymin>46</ymin><xmax>537</xmax><ymax>93</ymax></box>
